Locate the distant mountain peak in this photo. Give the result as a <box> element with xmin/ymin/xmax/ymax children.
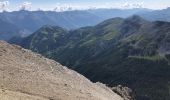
<box><xmin>126</xmin><ymin>15</ymin><xmax>147</xmax><ymax>23</ymax></box>
<box><xmin>119</xmin><ymin>15</ymin><xmax>150</xmax><ymax>36</ymax></box>
<box><xmin>166</xmin><ymin>7</ymin><xmax>170</xmax><ymax>10</ymax></box>
<box><xmin>39</xmin><ymin>25</ymin><xmax>67</xmax><ymax>32</ymax></box>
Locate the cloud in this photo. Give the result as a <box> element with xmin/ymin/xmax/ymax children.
<box><xmin>122</xmin><ymin>2</ymin><xmax>144</xmax><ymax>8</ymax></box>
<box><xmin>122</xmin><ymin>2</ymin><xmax>130</xmax><ymax>8</ymax></box>
<box><xmin>53</xmin><ymin>3</ymin><xmax>100</xmax><ymax>12</ymax></box>
<box><xmin>132</xmin><ymin>2</ymin><xmax>144</xmax><ymax>8</ymax></box>
<box><xmin>0</xmin><ymin>1</ymin><xmax>9</xmax><ymax>11</ymax></box>
<box><xmin>19</xmin><ymin>2</ymin><xmax>32</xmax><ymax>10</ymax></box>
<box><xmin>53</xmin><ymin>3</ymin><xmax>78</xmax><ymax>12</ymax></box>
<box><xmin>54</xmin><ymin>6</ymin><xmax>72</xmax><ymax>12</ymax></box>
<box><xmin>37</xmin><ymin>8</ymin><xmax>43</xmax><ymax>11</ymax></box>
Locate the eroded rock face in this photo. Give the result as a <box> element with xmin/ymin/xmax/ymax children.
<box><xmin>0</xmin><ymin>41</ymin><xmax>123</xmax><ymax>100</ymax></box>
<box><xmin>112</xmin><ymin>85</ymin><xmax>134</xmax><ymax>100</ymax></box>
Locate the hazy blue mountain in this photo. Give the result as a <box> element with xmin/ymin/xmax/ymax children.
<box><xmin>10</xmin><ymin>15</ymin><xmax>170</xmax><ymax>100</ymax></box>
<box><xmin>139</xmin><ymin>7</ymin><xmax>170</xmax><ymax>22</ymax></box>
<box><xmin>0</xmin><ymin>8</ymin><xmax>151</xmax><ymax>40</ymax></box>
<box><xmin>88</xmin><ymin>8</ymin><xmax>152</xmax><ymax>19</ymax></box>
<box><xmin>0</xmin><ymin>18</ymin><xmax>21</xmax><ymax>40</ymax></box>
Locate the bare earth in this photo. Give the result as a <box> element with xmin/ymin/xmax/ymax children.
<box><xmin>0</xmin><ymin>41</ymin><xmax>123</xmax><ymax>100</ymax></box>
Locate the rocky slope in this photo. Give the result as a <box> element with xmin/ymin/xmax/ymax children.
<box><xmin>0</xmin><ymin>41</ymin><xmax>123</xmax><ymax>100</ymax></box>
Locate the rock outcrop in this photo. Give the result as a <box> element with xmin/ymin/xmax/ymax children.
<box><xmin>112</xmin><ymin>85</ymin><xmax>134</xmax><ymax>100</ymax></box>
<box><xmin>0</xmin><ymin>41</ymin><xmax>123</xmax><ymax>100</ymax></box>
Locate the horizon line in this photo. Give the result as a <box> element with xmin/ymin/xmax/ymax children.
<box><xmin>0</xmin><ymin>7</ymin><xmax>169</xmax><ymax>13</ymax></box>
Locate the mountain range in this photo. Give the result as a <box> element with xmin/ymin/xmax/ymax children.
<box><xmin>0</xmin><ymin>8</ymin><xmax>151</xmax><ymax>40</ymax></box>
<box><xmin>3</xmin><ymin>7</ymin><xmax>170</xmax><ymax>41</ymax></box>
<box><xmin>10</xmin><ymin>15</ymin><xmax>170</xmax><ymax>100</ymax></box>
<box><xmin>140</xmin><ymin>7</ymin><xmax>170</xmax><ymax>22</ymax></box>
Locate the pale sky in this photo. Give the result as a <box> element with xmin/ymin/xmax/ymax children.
<box><xmin>0</xmin><ymin>0</ymin><xmax>170</xmax><ymax>11</ymax></box>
